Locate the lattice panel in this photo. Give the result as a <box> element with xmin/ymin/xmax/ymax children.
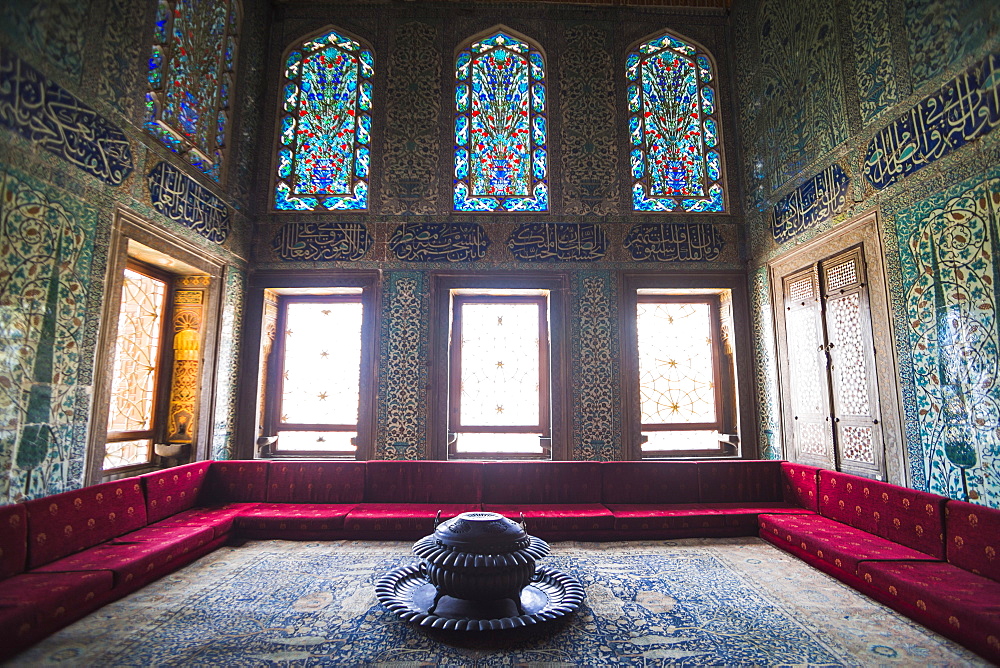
<box><xmin>826</xmin><ymin>258</ymin><xmax>859</xmax><ymax>291</ymax></box>
<box><xmin>840</xmin><ymin>425</ymin><xmax>875</xmax><ymax>463</ymax></box>
<box><xmin>788</xmin><ymin>275</ymin><xmax>816</xmax><ymax>303</ymax></box>
<box><xmin>784</xmin><ymin>306</ymin><xmax>824</xmax><ymax>414</ymax></box>
<box><xmin>798</xmin><ymin>422</ymin><xmax>829</xmax><ymax>458</ymax></box>
<box><xmin>828</xmin><ymin>293</ymin><xmax>871</xmax><ymax>415</ymax></box>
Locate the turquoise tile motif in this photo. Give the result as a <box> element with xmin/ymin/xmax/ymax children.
<box><xmin>572</xmin><ymin>273</ymin><xmax>619</xmax><ymax>460</ymax></box>
<box><xmin>904</xmin><ymin>0</ymin><xmax>998</xmax><ymax>89</ymax></box>
<box><xmin>0</xmin><ymin>48</ymin><xmax>133</xmax><ymax>186</ymax></box>
<box><xmin>749</xmin><ymin>268</ymin><xmax>781</xmax><ymax>460</ymax></box>
<box><xmin>865</xmin><ymin>53</ymin><xmax>1000</xmax><ymax>190</ymax></box>
<box><xmin>850</xmin><ymin>0</ymin><xmax>900</xmax><ymax>124</ymax></box>
<box><xmin>0</xmin><ymin>0</ymin><xmax>87</xmax><ymax>81</ymax></box>
<box><xmin>272</xmin><ymin>222</ymin><xmax>372</xmax><ymax>261</ymax></box>
<box><xmin>895</xmin><ymin>170</ymin><xmax>1000</xmax><ymax>507</ymax></box>
<box><xmin>376</xmin><ymin>274</ymin><xmax>428</xmax><ymax>459</ymax></box>
<box><xmin>211</xmin><ymin>266</ymin><xmax>245</xmax><ymax>461</ymax></box>
<box><xmin>0</xmin><ymin>169</ymin><xmax>98</xmax><ymax>503</ymax></box>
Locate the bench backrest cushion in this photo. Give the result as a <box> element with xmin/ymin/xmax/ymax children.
<box><xmin>25</xmin><ymin>479</ymin><xmax>147</xmax><ymax>569</ymax></box>
<box><xmin>781</xmin><ymin>462</ymin><xmax>822</xmax><ymax>511</ymax></box>
<box><xmin>202</xmin><ymin>461</ymin><xmax>270</xmax><ymax>503</ymax></box>
<box><xmin>946</xmin><ymin>499</ymin><xmax>1000</xmax><ymax>582</ymax></box>
<box><xmin>141</xmin><ymin>462</ymin><xmax>212</xmax><ymax>523</ymax></box>
<box><xmin>601</xmin><ymin>462</ymin><xmax>699</xmax><ymax>504</ymax></box>
<box><xmin>0</xmin><ymin>503</ymin><xmax>27</xmax><ymax>579</ymax></box>
<box><xmin>820</xmin><ymin>470</ymin><xmax>946</xmax><ymax>558</ymax></box>
<box><xmin>365</xmin><ymin>461</ymin><xmax>482</xmax><ymax>504</ymax></box>
<box><xmin>268</xmin><ymin>461</ymin><xmax>366</xmax><ymax>503</ymax></box>
<box><xmin>483</xmin><ymin>462</ymin><xmax>603</xmax><ymax>504</ymax></box>
<box><xmin>697</xmin><ymin>460</ymin><xmax>783</xmax><ymax>503</ymax></box>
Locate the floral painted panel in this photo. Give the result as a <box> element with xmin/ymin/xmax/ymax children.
<box><xmin>896</xmin><ymin>171</ymin><xmax>1000</xmax><ymax>507</ymax></box>
<box><xmin>0</xmin><ymin>170</ymin><xmax>98</xmax><ymax>503</ymax></box>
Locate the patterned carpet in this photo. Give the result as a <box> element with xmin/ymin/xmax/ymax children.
<box><xmin>8</xmin><ymin>538</ymin><xmax>985</xmax><ymax>666</ymax></box>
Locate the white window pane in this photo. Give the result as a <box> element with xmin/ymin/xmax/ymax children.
<box><xmin>280</xmin><ymin>301</ymin><xmax>362</xmax><ymax>425</ymax></box>
<box><xmin>642</xmin><ymin>430</ymin><xmax>722</xmax><ymax>452</ymax></box>
<box><xmin>453</xmin><ymin>432</ymin><xmax>544</xmax><ymax>454</ymax></box>
<box><xmin>276</xmin><ymin>431</ymin><xmax>356</xmax><ymax>452</ymax></box>
<box><xmin>104</xmin><ymin>439</ymin><xmax>152</xmax><ymax>469</ymax></box>
<box><xmin>459</xmin><ymin>303</ymin><xmax>540</xmax><ymax>427</ymax></box>
<box><xmin>637</xmin><ymin>302</ymin><xmax>716</xmax><ymax>425</ymax></box>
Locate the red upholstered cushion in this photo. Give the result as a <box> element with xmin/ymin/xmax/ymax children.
<box><xmin>140</xmin><ymin>462</ymin><xmax>212</xmax><ymax>523</ymax></box>
<box><xmin>266</xmin><ymin>461</ymin><xmax>366</xmax><ymax>503</ymax></box>
<box><xmin>0</xmin><ymin>503</ymin><xmax>27</xmax><ymax>579</ymax></box>
<box><xmin>483</xmin><ymin>504</ymin><xmax>614</xmax><ymax>532</ymax></box>
<box><xmin>946</xmin><ymin>499</ymin><xmax>1000</xmax><ymax>582</ymax></box>
<box><xmin>146</xmin><ymin>503</ymin><xmax>252</xmax><ymax>538</ymax></box>
<box><xmin>365</xmin><ymin>461</ymin><xmax>482</xmax><ymax>504</ymax></box>
<box><xmin>345</xmin><ymin>503</ymin><xmax>479</xmax><ymax>534</ymax></box>
<box><xmin>759</xmin><ymin>513</ymin><xmax>937</xmax><ymax>575</ymax></box>
<box><xmin>818</xmin><ymin>470</ymin><xmax>879</xmax><ymax>533</ymax></box>
<box><xmin>35</xmin><ymin>524</ymin><xmax>216</xmax><ymax>588</ymax></box>
<box><xmin>203</xmin><ymin>461</ymin><xmax>270</xmax><ymax>503</ymax></box>
<box><xmin>25</xmin><ymin>479</ymin><xmax>147</xmax><ymax>569</ymax></box>
<box><xmin>780</xmin><ymin>462</ymin><xmax>821</xmax><ymax>511</ymax></box>
<box><xmin>601</xmin><ymin>462</ymin><xmax>699</xmax><ymax>504</ymax></box>
<box><xmin>0</xmin><ymin>571</ymin><xmax>114</xmax><ymax>658</ymax></box>
<box><xmin>236</xmin><ymin>503</ymin><xmax>356</xmax><ymax>532</ymax></box>
<box><xmin>858</xmin><ymin>560</ymin><xmax>1000</xmax><ymax>663</ymax></box>
<box><xmin>699</xmin><ymin>502</ymin><xmax>816</xmax><ymax>515</ymax></box>
<box><xmin>482</xmin><ymin>462</ymin><xmax>603</xmax><ymax>504</ymax></box>
<box><xmin>607</xmin><ymin>504</ymin><xmax>732</xmax><ymax>532</ymax></box>
<box><xmin>819</xmin><ymin>470</ymin><xmax>946</xmax><ymax>558</ymax></box>
<box><xmin>697</xmin><ymin>460</ymin><xmax>783</xmax><ymax>503</ymax></box>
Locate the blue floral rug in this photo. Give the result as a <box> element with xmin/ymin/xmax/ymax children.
<box><xmin>9</xmin><ymin>538</ymin><xmax>984</xmax><ymax>666</ymax></box>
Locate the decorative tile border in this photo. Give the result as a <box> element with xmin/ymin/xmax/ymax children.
<box><xmin>389</xmin><ymin>222</ymin><xmax>489</xmax><ymax>262</ymax></box>
<box><xmin>771</xmin><ymin>164</ymin><xmax>850</xmax><ymax>244</ymax></box>
<box><xmin>624</xmin><ymin>222</ymin><xmax>725</xmax><ymax>262</ymax></box>
<box><xmin>148</xmin><ymin>162</ymin><xmax>230</xmax><ymax>244</ymax></box>
<box><xmin>508</xmin><ymin>222</ymin><xmax>608</xmax><ymax>262</ymax></box>
<box><xmin>272</xmin><ymin>222</ymin><xmax>372</xmax><ymax>261</ymax></box>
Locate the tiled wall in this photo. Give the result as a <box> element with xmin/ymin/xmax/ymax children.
<box><xmin>736</xmin><ymin>0</ymin><xmax>1000</xmax><ymax>506</ymax></box>
<box><xmin>0</xmin><ymin>0</ymin><xmax>266</xmax><ymax>504</ymax></box>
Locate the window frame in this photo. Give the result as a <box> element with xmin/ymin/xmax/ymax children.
<box><xmin>429</xmin><ymin>272</ymin><xmax>569</xmax><ymax>461</ymax></box>
<box><xmin>102</xmin><ymin>259</ymin><xmax>174</xmax><ymax>473</ymax></box>
<box><xmin>238</xmin><ymin>270</ymin><xmax>380</xmax><ymax>461</ymax></box>
<box><xmin>621</xmin><ymin>272</ymin><xmax>754</xmax><ymax>460</ymax></box>
<box><xmin>265</xmin><ymin>293</ymin><xmax>368</xmax><ymax>456</ymax></box>
<box><xmin>447</xmin><ymin>294</ymin><xmax>552</xmax><ymax>443</ymax></box>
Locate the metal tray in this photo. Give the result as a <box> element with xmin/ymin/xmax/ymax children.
<box><xmin>376</xmin><ymin>564</ymin><xmax>584</xmax><ymax>632</ymax></box>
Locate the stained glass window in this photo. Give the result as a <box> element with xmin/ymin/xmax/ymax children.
<box><xmin>274</xmin><ymin>28</ymin><xmax>373</xmax><ymax>211</ymax></box>
<box><xmin>105</xmin><ymin>267</ymin><xmax>168</xmax><ymax>470</ymax></box>
<box><xmin>454</xmin><ymin>30</ymin><xmax>547</xmax><ymax>212</ymax></box>
<box><xmin>627</xmin><ymin>32</ymin><xmax>725</xmax><ymax>212</ymax></box>
<box><xmin>274</xmin><ymin>297</ymin><xmax>363</xmax><ymax>452</ymax></box>
<box><xmin>145</xmin><ymin>0</ymin><xmax>240</xmax><ymax>182</ymax></box>
<box><xmin>450</xmin><ymin>293</ymin><xmax>549</xmax><ymax>455</ymax></box>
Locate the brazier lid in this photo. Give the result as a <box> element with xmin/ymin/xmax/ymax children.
<box><xmin>433</xmin><ymin>511</ymin><xmax>530</xmax><ymax>553</ymax></box>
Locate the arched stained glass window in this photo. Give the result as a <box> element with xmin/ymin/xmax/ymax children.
<box><xmin>627</xmin><ymin>32</ymin><xmax>725</xmax><ymax>212</ymax></box>
<box><xmin>145</xmin><ymin>0</ymin><xmax>239</xmax><ymax>182</ymax></box>
<box><xmin>454</xmin><ymin>29</ymin><xmax>547</xmax><ymax>212</ymax></box>
<box><xmin>274</xmin><ymin>28</ymin><xmax>372</xmax><ymax>211</ymax></box>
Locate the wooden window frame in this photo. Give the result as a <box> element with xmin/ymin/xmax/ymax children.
<box><xmin>103</xmin><ymin>259</ymin><xmax>174</xmax><ymax>473</ymax></box>
<box><xmin>621</xmin><ymin>272</ymin><xmax>755</xmax><ymax>460</ymax></box>
<box><xmin>429</xmin><ymin>272</ymin><xmax>570</xmax><ymax>461</ymax></box>
<box><xmin>635</xmin><ymin>294</ymin><xmax>725</xmax><ymax>435</ymax></box>
<box><xmin>265</xmin><ymin>294</ymin><xmax>366</xmax><ymax>456</ymax></box>
<box><xmin>448</xmin><ymin>294</ymin><xmax>551</xmax><ymax>442</ymax></box>
<box><xmin>237</xmin><ymin>270</ymin><xmax>380</xmax><ymax>461</ymax></box>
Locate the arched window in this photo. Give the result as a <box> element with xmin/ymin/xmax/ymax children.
<box><xmin>145</xmin><ymin>0</ymin><xmax>240</xmax><ymax>183</ymax></box>
<box><xmin>454</xmin><ymin>29</ymin><xmax>547</xmax><ymax>212</ymax></box>
<box><xmin>273</xmin><ymin>28</ymin><xmax>373</xmax><ymax>211</ymax></box>
<box><xmin>627</xmin><ymin>32</ymin><xmax>725</xmax><ymax>212</ymax></box>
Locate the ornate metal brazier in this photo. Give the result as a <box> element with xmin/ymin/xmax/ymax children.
<box><xmin>376</xmin><ymin>511</ymin><xmax>584</xmax><ymax>631</ymax></box>
<box><xmin>414</xmin><ymin>511</ymin><xmax>549</xmax><ymax>613</ymax></box>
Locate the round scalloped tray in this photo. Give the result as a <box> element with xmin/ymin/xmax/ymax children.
<box><xmin>376</xmin><ymin>564</ymin><xmax>584</xmax><ymax>632</ymax></box>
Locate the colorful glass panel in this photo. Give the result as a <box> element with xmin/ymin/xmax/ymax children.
<box><xmin>274</xmin><ymin>28</ymin><xmax>372</xmax><ymax>211</ymax></box>
<box><xmin>628</xmin><ymin>32</ymin><xmax>725</xmax><ymax>212</ymax></box>
<box><xmin>454</xmin><ymin>31</ymin><xmax>547</xmax><ymax>212</ymax></box>
<box><xmin>636</xmin><ymin>302</ymin><xmax>716</xmax><ymax>424</ymax></box>
<box><xmin>145</xmin><ymin>0</ymin><xmax>239</xmax><ymax>182</ymax></box>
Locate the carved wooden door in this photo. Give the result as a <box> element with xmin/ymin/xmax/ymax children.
<box><xmin>780</xmin><ymin>246</ymin><xmax>885</xmax><ymax>480</ymax></box>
